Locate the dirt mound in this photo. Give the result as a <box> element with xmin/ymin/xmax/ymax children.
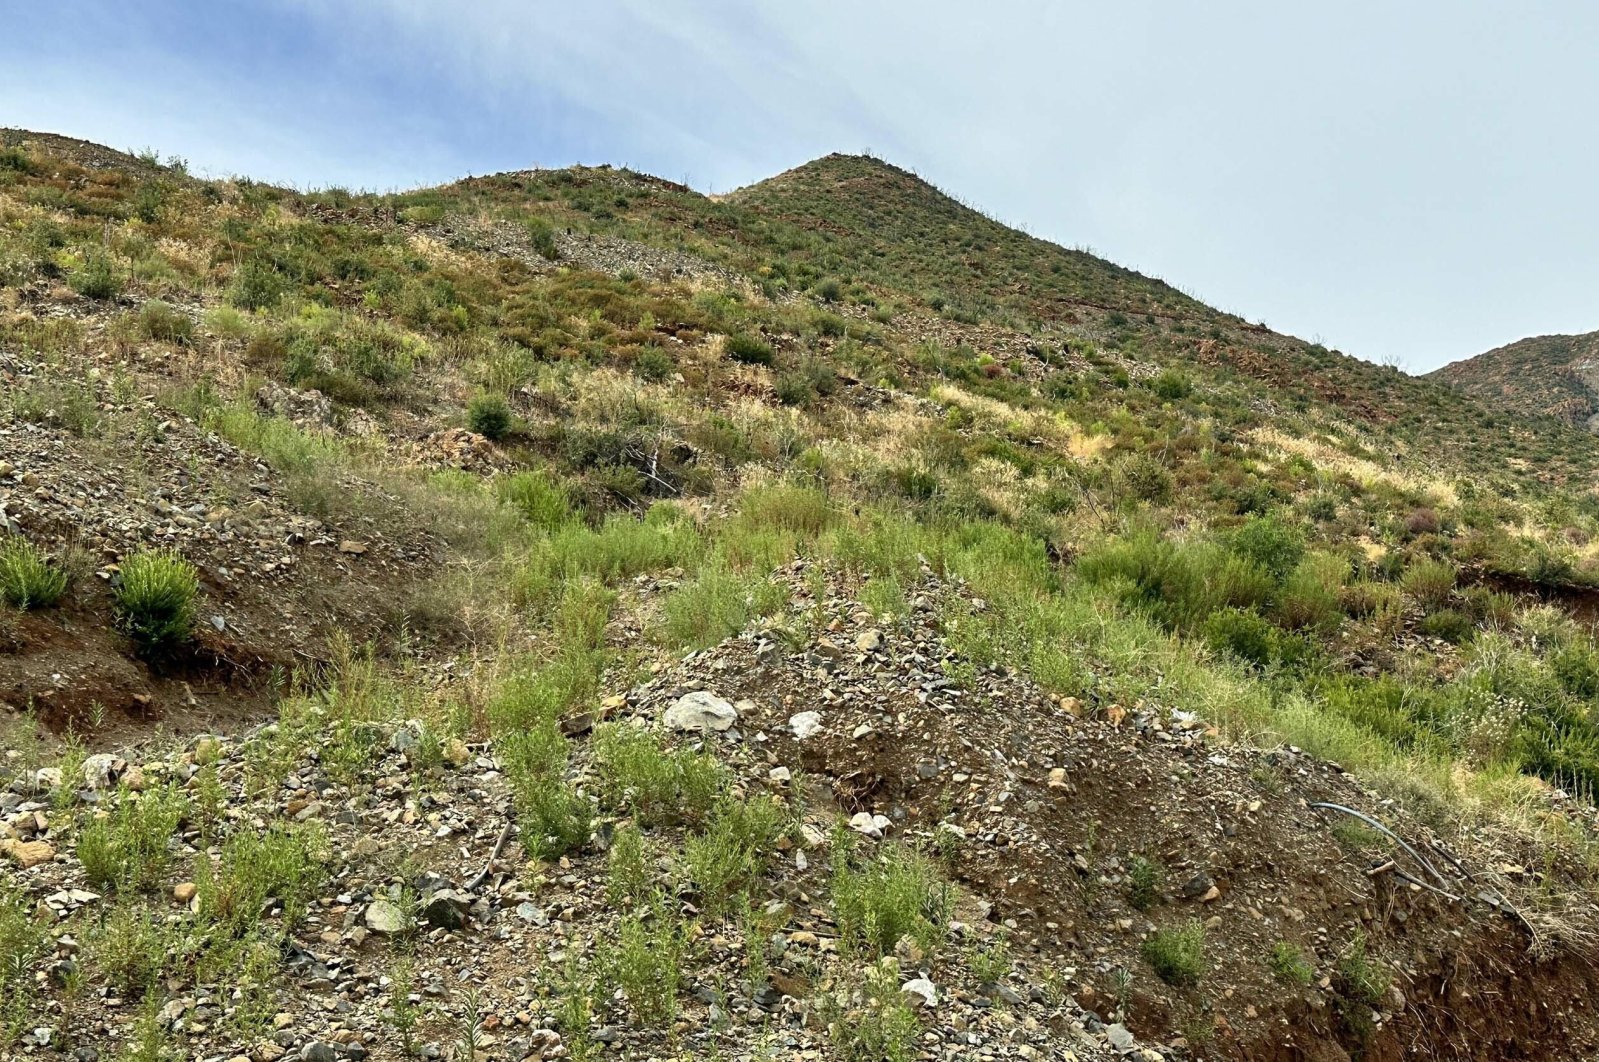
<box><xmin>0</xmin><ymin>350</ymin><xmax>436</xmax><ymax>744</ymax></box>
<box><xmin>621</xmin><ymin>561</ymin><xmax>1599</xmax><ymax>1060</ymax></box>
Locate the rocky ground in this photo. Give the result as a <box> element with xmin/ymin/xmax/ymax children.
<box><xmin>0</xmin><ymin>343</ymin><xmax>438</xmax><ymax>744</ymax></box>
<box><xmin>5</xmin><ymin>563</ymin><xmax>1594</xmax><ymax>1062</ymax></box>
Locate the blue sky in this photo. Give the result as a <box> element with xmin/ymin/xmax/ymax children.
<box><xmin>5</xmin><ymin>1</ymin><xmax>1598</xmax><ymax>372</ymax></box>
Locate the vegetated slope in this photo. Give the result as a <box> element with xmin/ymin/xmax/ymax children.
<box><xmin>4</xmin><ymin>127</ymin><xmax>1599</xmax><ymax>1062</ymax></box>
<box><xmin>1430</xmin><ymin>330</ymin><xmax>1599</xmax><ymax>431</ymax></box>
<box><xmin>725</xmin><ymin>153</ymin><xmax>1210</xmax><ymax>324</ymax></box>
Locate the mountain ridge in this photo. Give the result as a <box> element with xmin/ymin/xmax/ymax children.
<box><xmin>1430</xmin><ymin>329</ymin><xmax>1599</xmax><ymax>431</ymax></box>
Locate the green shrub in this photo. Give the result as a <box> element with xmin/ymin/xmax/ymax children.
<box><xmin>826</xmin><ymin>964</ymin><xmax>920</xmax><ymax>1062</ymax></box>
<box><xmin>0</xmin><ymin>537</ymin><xmax>68</xmax><ymax>609</ymax></box>
<box><xmin>1150</xmin><ymin>368</ymin><xmax>1192</xmax><ymax>400</ymax></box>
<box><xmin>633</xmin><ymin>346</ymin><xmax>674</xmax><ymax>381</ymax></box>
<box><xmin>76</xmin><ymin>784</ymin><xmax>188</xmax><ymax>892</ymax></box>
<box><xmin>602</xmin><ymin>899</ymin><xmax>684</xmax><ymax>1026</ymax></box>
<box><xmin>93</xmin><ymin>905</ymin><xmax>176</xmax><ymax>996</ymax></box>
<box><xmin>1553</xmin><ymin>643</ymin><xmax>1599</xmax><ymax>698</ymax></box>
<box><xmin>1401</xmin><ymin>558</ymin><xmax>1456</xmax><ymax>609</ymax></box>
<box><xmin>1078</xmin><ymin>533</ymin><xmax>1272</xmax><ymax>630</ymax></box>
<box><xmin>197</xmin><ymin>823</ymin><xmax>325</xmax><ymax>934</ymax></box>
<box><xmin>498</xmin><ymin>471</ymin><xmax>573</xmax><ymax>532</ymax></box>
<box><xmin>0</xmin><ymin>146</ymin><xmax>34</xmax><ymax>173</ymax></box>
<box><xmin>135</xmin><ymin>299</ymin><xmax>193</xmax><ymax>343</ymax></box>
<box><xmin>1143</xmin><ymin>920</ymin><xmax>1206</xmax><ymax>986</ymax></box>
<box><xmin>591</xmin><ymin>723</ymin><xmax>723</xmax><ymax>827</ymax></box>
<box><xmin>1270</xmin><ymin>941</ymin><xmax>1315</xmax><ymax>985</ymax></box>
<box><xmin>467</xmin><ymin>394</ymin><xmax>513</xmax><ymax>440</ymax></box>
<box><xmin>524</xmin><ymin>217</ymin><xmax>560</xmax><ymax>260</ymax></box>
<box><xmin>1419</xmin><ymin>608</ymin><xmax>1473</xmax><ymax>644</ymax></box>
<box><xmin>0</xmin><ymin>881</ymin><xmax>47</xmax><ymax>997</ymax></box>
<box><xmin>68</xmin><ymin>251</ymin><xmax>121</xmax><ymax>299</ymax></box>
<box><xmin>1273</xmin><ymin>557</ymin><xmax>1344</xmax><ymax>633</ymax></box>
<box><xmin>679</xmin><ymin>795</ymin><xmax>789</xmax><ymax>915</ymax></box>
<box><xmin>227</xmin><ymin>258</ymin><xmax>287</xmax><ymax>310</ymax></box>
<box><xmin>114</xmin><ymin>549</ymin><xmax>200</xmax><ymax>654</ymax></box>
<box><xmin>815</xmin><ymin>278</ymin><xmax>844</xmax><ymax>303</ymax></box>
<box><xmin>1203</xmin><ymin>608</ymin><xmax>1276</xmax><ymax>667</ymax></box>
<box><xmin>1336</xmin><ymin>931</ymin><xmax>1390</xmax><ymax>1006</ymax></box>
<box><xmin>725</xmin><ymin>333</ymin><xmax>774</xmax><ymax>365</ymax></box>
<box><xmin>1228</xmin><ymin>516</ymin><xmax>1305</xmax><ymax>582</ymax></box>
<box><xmin>1114</xmin><ymin>454</ymin><xmax>1173</xmax><ymax>503</ymax></box>
<box><xmin>657</xmin><ymin>562</ymin><xmax>787</xmax><ymax>649</ymax></box>
<box><xmin>500</xmin><ymin>721</ymin><xmax>592</xmax><ymax>860</ymax></box>
<box><xmin>1127</xmin><ymin>856</ymin><xmax>1162</xmax><ymax>910</ymax></box>
<box><xmin>831</xmin><ymin>840</ymin><xmax>951</xmax><ymax>959</ymax></box>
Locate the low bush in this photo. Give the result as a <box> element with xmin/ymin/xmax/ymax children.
<box><xmin>679</xmin><ymin>794</ymin><xmax>789</xmax><ymax>915</ymax></box>
<box><xmin>1127</xmin><ymin>856</ymin><xmax>1162</xmax><ymax>910</ymax></box>
<box><xmin>831</xmin><ymin>839</ymin><xmax>951</xmax><ymax>959</ymax></box>
<box><xmin>1401</xmin><ymin>558</ymin><xmax>1456</xmax><ymax>609</ymax></box>
<box><xmin>0</xmin><ymin>537</ymin><xmax>68</xmax><ymax>609</ymax></box>
<box><xmin>68</xmin><ymin>251</ymin><xmax>121</xmax><ymax>299</ymax></box>
<box><xmin>136</xmin><ymin>299</ymin><xmax>193</xmax><ymax>343</ymax></box>
<box><xmin>498</xmin><ymin>471</ymin><xmax>573</xmax><ymax>532</ymax></box>
<box><xmin>1143</xmin><ymin>920</ymin><xmax>1206</xmax><ymax>986</ymax></box>
<box><xmin>602</xmin><ymin>899</ymin><xmax>685</xmax><ymax>1027</ymax></box>
<box><xmin>591</xmin><ymin>723</ymin><xmax>723</xmax><ymax>827</ymax></box>
<box><xmin>197</xmin><ymin>823</ymin><xmax>325</xmax><ymax>935</ymax></box>
<box><xmin>77</xmin><ymin>784</ymin><xmax>189</xmax><ymax>893</ymax></box>
<box><xmin>1270</xmin><ymin>941</ymin><xmax>1315</xmax><ymax>985</ymax></box>
<box><xmin>725</xmin><ymin>333</ymin><xmax>774</xmax><ymax>365</ymax></box>
<box><xmin>114</xmin><ymin>549</ymin><xmax>200</xmax><ymax>655</ymax></box>
<box><xmin>467</xmin><ymin>394</ymin><xmax>513</xmax><ymax>440</ymax></box>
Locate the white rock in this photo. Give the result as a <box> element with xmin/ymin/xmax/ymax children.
<box><xmin>849</xmin><ymin>812</ymin><xmax>891</xmax><ymax>838</ymax></box>
<box><xmin>901</xmin><ymin>977</ymin><xmax>938</xmax><ymax>1007</ymax></box>
<box><xmin>768</xmin><ymin>766</ymin><xmax>792</xmax><ymax>783</ymax></box>
<box><xmin>788</xmin><ymin>711</ymin><xmax>823</xmax><ymax>739</ymax></box>
<box><xmin>664</xmin><ymin>691</ymin><xmax>738</xmax><ymax>733</ymax></box>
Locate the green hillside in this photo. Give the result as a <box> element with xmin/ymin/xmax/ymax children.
<box><xmin>3</xmin><ymin>128</ymin><xmax>1599</xmax><ymax>1060</ymax></box>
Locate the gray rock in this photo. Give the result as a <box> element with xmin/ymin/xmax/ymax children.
<box><xmin>423</xmin><ymin>890</ymin><xmax>469</xmax><ymax>931</ymax></box>
<box><xmin>82</xmin><ymin>754</ymin><xmax>120</xmax><ymax>790</ymax></box>
<box><xmin>363</xmin><ymin>899</ymin><xmax>408</xmax><ymax>934</ymax></box>
<box><xmin>300</xmin><ymin>1045</ymin><xmax>338</xmax><ymax>1062</ymax></box>
<box><xmin>1105</xmin><ymin>1023</ymin><xmax>1135</xmax><ymax>1052</ymax></box>
<box><xmin>663</xmin><ymin>691</ymin><xmax>738</xmax><ymax>733</ymax></box>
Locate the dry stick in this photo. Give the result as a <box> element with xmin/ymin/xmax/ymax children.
<box><xmin>1309</xmin><ymin>801</ymin><xmax>1453</xmax><ymax>889</ymax></box>
<box><xmin>464</xmin><ymin>820</ymin><xmax>515</xmax><ymax>892</ymax></box>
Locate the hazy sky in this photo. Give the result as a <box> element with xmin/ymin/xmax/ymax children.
<box><xmin>4</xmin><ymin>1</ymin><xmax>1596</xmax><ymax>372</ymax></box>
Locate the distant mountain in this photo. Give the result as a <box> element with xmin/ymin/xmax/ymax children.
<box><xmin>1429</xmin><ymin>331</ymin><xmax>1599</xmax><ymax>430</ymax></box>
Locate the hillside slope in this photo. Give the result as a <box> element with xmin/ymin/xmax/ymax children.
<box><xmin>3</xmin><ymin>128</ymin><xmax>1599</xmax><ymax>1061</ymax></box>
<box><xmin>1430</xmin><ymin>330</ymin><xmax>1599</xmax><ymax>431</ymax></box>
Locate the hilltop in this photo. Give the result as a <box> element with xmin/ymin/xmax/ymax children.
<box><xmin>1430</xmin><ymin>329</ymin><xmax>1599</xmax><ymax>431</ymax></box>
<box><xmin>3</xmin><ymin>128</ymin><xmax>1599</xmax><ymax>1061</ymax></box>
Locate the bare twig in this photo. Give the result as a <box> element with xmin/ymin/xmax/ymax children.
<box><xmin>464</xmin><ymin>820</ymin><xmax>514</xmax><ymax>892</ymax></box>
